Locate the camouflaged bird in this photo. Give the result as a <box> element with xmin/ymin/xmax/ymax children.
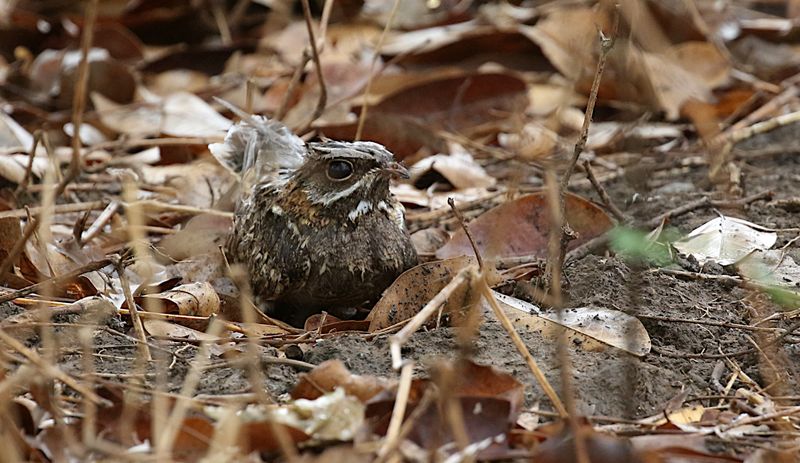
<box><xmin>210</xmin><ymin>104</ymin><xmax>418</xmax><ymax>325</ymax></box>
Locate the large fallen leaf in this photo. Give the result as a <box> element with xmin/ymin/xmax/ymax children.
<box><xmin>138</xmin><ymin>161</ymin><xmax>235</xmax><ymax>208</ymax></box>
<box><xmin>672</xmin><ymin>216</ymin><xmax>777</xmax><ymax>266</ymax></box>
<box><xmin>318</xmin><ymin>112</ymin><xmax>446</xmax><ymax>160</ymax></box>
<box><xmin>92</xmin><ymin>91</ymin><xmax>231</xmax><ymax>138</ymax></box>
<box><xmin>384</xmin><ymin>25</ymin><xmax>549</xmax><ymax>72</ymax></box>
<box><xmin>493</xmin><ymin>292</ymin><xmax>651</xmax><ymax>357</ymax></box>
<box><xmin>666</xmin><ymin>41</ymin><xmax>731</xmax><ymax>89</ymax></box>
<box><xmin>393</xmin><ymin>183</ymin><xmax>496</xmax><ymax>210</ymax></box>
<box><xmin>367</xmin><ymin>256</ymin><xmax>491</xmax><ymax>332</ymax></box>
<box><xmin>436</xmin><ymin>360</ymin><xmax>525</xmax><ymax>419</ymax></box>
<box><xmin>365</xmin><ymin>360</ymin><xmax>522</xmax><ymax>457</ymax></box>
<box><xmin>0</xmin><ymin>217</ymin><xmax>21</xmax><ymax>267</ymax></box>
<box><xmin>161</xmin><ymin>92</ymin><xmax>232</xmax><ymax>137</ymax></box>
<box><xmin>372</xmin><ymin>72</ymin><xmax>528</xmax><ymax>133</ymax></box>
<box><xmin>157</xmin><ymin>213</ymin><xmax>232</xmax><ymax>262</ymax></box>
<box><xmin>436</xmin><ymin>192</ymin><xmax>614</xmax><ymax>260</ymax></box>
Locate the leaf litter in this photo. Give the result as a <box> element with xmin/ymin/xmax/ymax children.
<box><xmin>0</xmin><ymin>0</ymin><xmax>799</xmax><ymax>461</ymax></box>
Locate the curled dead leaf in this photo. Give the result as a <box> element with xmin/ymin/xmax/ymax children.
<box><xmin>137</xmin><ymin>281</ymin><xmax>220</xmax><ymax>317</ymax></box>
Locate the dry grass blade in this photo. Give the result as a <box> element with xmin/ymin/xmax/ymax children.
<box><xmin>389</xmin><ymin>267</ymin><xmax>475</xmax><ymax>369</ymax></box>
<box><xmin>355</xmin><ymin>0</ymin><xmax>401</xmax><ymax>141</ymax></box>
<box><xmin>0</xmin><ymin>201</ymin><xmax>107</xmax><ymax>220</ymax></box>
<box><xmin>58</xmin><ymin>0</ymin><xmax>99</xmax><ymax>199</ymax></box>
<box><xmin>377</xmin><ymin>361</ymin><xmax>414</xmax><ymax>461</ymax></box>
<box><xmin>298</xmin><ymin>0</ymin><xmax>327</xmax><ymax>132</ymax></box>
<box><xmin>479</xmin><ymin>280</ymin><xmax>568</xmax><ymax>418</ymax></box>
<box><xmin>115</xmin><ymin>258</ymin><xmax>151</xmax><ymax>361</ymax></box>
<box><xmin>0</xmin><ymin>258</ymin><xmax>112</xmax><ymax>304</ymax></box>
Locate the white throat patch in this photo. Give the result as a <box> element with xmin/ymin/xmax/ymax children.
<box><xmin>348</xmin><ymin>200</ymin><xmax>374</xmax><ymax>222</ymax></box>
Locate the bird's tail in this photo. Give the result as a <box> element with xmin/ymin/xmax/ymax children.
<box><xmin>208</xmin><ymin>98</ymin><xmax>306</xmax><ymax>182</ymax></box>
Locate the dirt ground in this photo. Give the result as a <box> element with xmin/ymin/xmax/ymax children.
<box><xmin>1</xmin><ymin>135</ymin><xmax>798</xmax><ymax>424</ymax></box>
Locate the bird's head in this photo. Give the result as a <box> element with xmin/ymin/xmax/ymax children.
<box><xmin>292</xmin><ymin>141</ymin><xmax>408</xmax><ymax>214</ymax></box>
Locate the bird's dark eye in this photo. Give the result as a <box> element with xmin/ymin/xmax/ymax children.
<box><xmin>326</xmin><ymin>160</ymin><xmax>353</xmax><ymax>180</ymax></box>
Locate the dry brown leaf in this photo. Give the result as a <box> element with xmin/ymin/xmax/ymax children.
<box><xmin>157</xmin><ymin>214</ymin><xmax>231</xmax><ymax>262</ymax></box>
<box><xmin>410</xmin><ymin>227</ymin><xmax>449</xmax><ymax>256</ymax></box>
<box><xmin>0</xmin><ymin>217</ymin><xmax>21</xmax><ymax>266</ymax></box>
<box><xmin>665</xmin><ymin>41</ymin><xmax>731</xmax><ymax>89</ymax></box>
<box><xmin>435</xmin><ymin>360</ymin><xmax>524</xmax><ymax>417</ymax></box>
<box><xmin>0</xmin><ymin>112</ymin><xmax>34</xmax><ymax>154</ymax></box>
<box><xmin>498</xmin><ymin>122</ymin><xmax>562</xmax><ymax>160</ymax></box>
<box><xmin>318</xmin><ymin>112</ymin><xmax>446</xmax><ymax>160</ymax></box>
<box><xmin>137</xmin><ymin>281</ymin><xmax>220</xmax><ymax>317</ymax></box>
<box><xmin>138</xmin><ymin>161</ymin><xmax>235</xmax><ymax>208</ymax></box>
<box><xmin>493</xmin><ymin>292</ymin><xmax>651</xmax><ymax>357</ymax></box>
<box><xmin>93</xmin><ymin>91</ymin><xmax>231</xmax><ymax>138</ymax></box>
<box><xmin>436</xmin><ymin>192</ymin><xmax>613</xmax><ymax>260</ymax></box>
<box><xmin>367</xmin><ymin>256</ymin><xmax>497</xmax><ymax>332</ymax></box>
<box><xmin>373</xmin><ymin>72</ymin><xmax>527</xmax><ymax>133</ymax></box>
<box><xmin>232</xmin><ymin>321</ymin><xmax>292</xmax><ymax>337</ymax></box>
<box><xmin>292</xmin><ymin>360</ymin><xmax>390</xmax><ymax>402</ymax></box>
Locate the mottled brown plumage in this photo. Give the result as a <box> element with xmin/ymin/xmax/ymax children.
<box><xmin>211</xmin><ymin>113</ymin><xmax>417</xmax><ymax>325</ymax></box>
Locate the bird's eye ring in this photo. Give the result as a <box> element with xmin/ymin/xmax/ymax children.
<box><xmin>326</xmin><ymin>160</ymin><xmax>353</xmax><ymax>181</ymax></box>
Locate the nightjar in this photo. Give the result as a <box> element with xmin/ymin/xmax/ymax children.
<box><xmin>210</xmin><ymin>108</ymin><xmax>418</xmax><ymax>324</ymax></box>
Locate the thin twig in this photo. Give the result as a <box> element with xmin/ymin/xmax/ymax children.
<box><xmin>355</xmin><ymin>0</ymin><xmax>401</xmax><ymax>140</ymax></box>
<box><xmin>298</xmin><ymin>0</ymin><xmax>327</xmax><ymax>132</ymax></box>
<box><xmin>114</xmin><ymin>258</ymin><xmax>151</xmax><ymax>361</ymax></box>
<box><xmin>0</xmin><ymin>258</ymin><xmax>112</xmax><ymax>305</ymax></box>
<box><xmin>275</xmin><ymin>52</ymin><xmax>310</xmax><ymax>122</ymax></box>
<box><xmin>123</xmin><ymin>200</ymin><xmax>232</xmax><ymax>218</ymax></box>
<box><xmin>548</xmin><ymin>11</ymin><xmax>617</xmax><ymax>288</ymax></box>
<box><xmin>377</xmin><ymin>361</ymin><xmax>414</xmax><ymax>460</ymax></box>
<box><xmin>56</xmin><ymin>0</ymin><xmax>99</xmax><ymax>199</ymax></box>
<box><xmin>582</xmin><ymin>160</ymin><xmax>624</xmax><ymax>221</ymax></box>
<box><xmin>448</xmin><ymin>198</ymin><xmax>483</xmax><ymax>270</ymax></box>
<box><xmin>211</xmin><ymin>0</ymin><xmax>232</xmax><ymax>45</ymax></box>
<box><xmin>15</xmin><ymin>129</ymin><xmax>42</xmax><ymax>194</ymax></box>
<box><xmin>389</xmin><ymin>268</ymin><xmax>474</xmax><ymax>369</ymax></box>
<box><xmin>718</xmin><ymin>405</ymin><xmax>800</xmax><ymax>433</ymax></box>
<box><xmin>480</xmin><ymin>281</ymin><xmax>568</xmax><ymax>417</ymax></box>
<box><xmin>558</xmin><ymin>16</ymin><xmax>618</xmax><ymax>194</ymax></box>
<box><xmin>0</xmin><ymin>200</ymin><xmax>106</xmax><ymax>220</ymax></box>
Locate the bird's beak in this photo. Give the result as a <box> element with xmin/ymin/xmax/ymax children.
<box><xmin>383</xmin><ymin>161</ymin><xmax>410</xmax><ymax>179</ymax></box>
